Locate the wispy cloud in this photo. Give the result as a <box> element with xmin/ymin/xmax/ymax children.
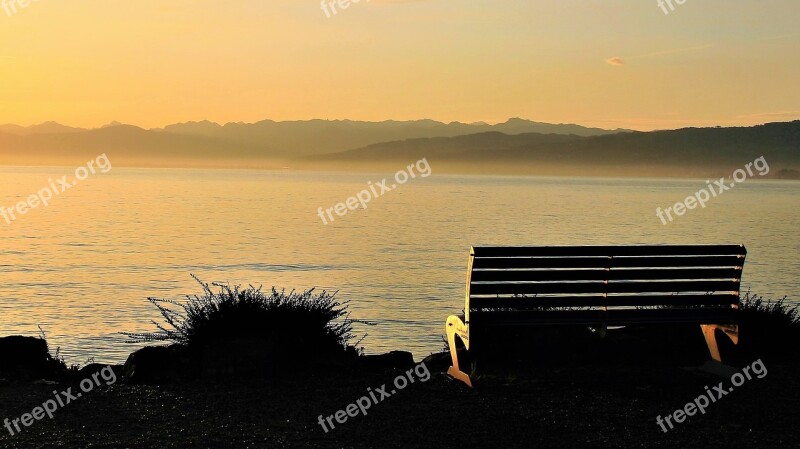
<box><xmin>606</xmin><ymin>43</ymin><xmax>715</xmax><ymax>66</ymax></box>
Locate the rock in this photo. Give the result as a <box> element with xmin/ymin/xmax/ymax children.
<box><xmin>77</xmin><ymin>363</ymin><xmax>123</xmax><ymax>383</ymax></box>
<box><xmin>196</xmin><ymin>338</ymin><xmax>350</xmax><ymax>379</ymax></box>
<box><xmin>0</xmin><ymin>335</ymin><xmax>61</xmax><ymax>380</ymax></box>
<box><xmin>122</xmin><ymin>346</ymin><xmax>192</xmax><ymax>384</ymax></box>
<box><xmin>198</xmin><ymin>338</ymin><xmax>273</xmax><ymax>379</ymax></box>
<box><xmin>360</xmin><ymin>350</ymin><xmax>415</xmax><ymax>371</ymax></box>
<box><xmin>421</xmin><ymin>351</ymin><xmax>453</xmax><ymax>372</ymax></box>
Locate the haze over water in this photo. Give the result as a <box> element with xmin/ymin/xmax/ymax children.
<box><xmin>1</xmin><ymin>166</ymin><xmax>798</xmax><ymax>364</ymax></box>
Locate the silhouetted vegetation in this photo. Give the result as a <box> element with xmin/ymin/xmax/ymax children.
<box><xmin>737</xmin><ymin>290</ymin><xmax>800</xmax><ymax>361</ymax></box>
<box><xmin>37</xmin><ymin>325</ymin><xmax>97</xmax><ymax>375</ymax></box>
<box><xmin>124</xmin><ymin>275</ymin><xmax>368</xmax><ymax>362</ymax></box>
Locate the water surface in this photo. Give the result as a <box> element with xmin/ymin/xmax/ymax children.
<box><xmin>1</xmin><ymin>167</ymin><xmax>798</xmax><ymax>364</ymax></box>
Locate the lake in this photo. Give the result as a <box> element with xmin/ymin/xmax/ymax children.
<box><xmin>1</xmin><ymin>166</ymin><xmax>798</xmax><ymax>364</ymax></box>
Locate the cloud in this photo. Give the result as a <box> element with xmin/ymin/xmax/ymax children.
<box><xmin>606</xmin><ymin>43</ymin><xmax>715</xmax><ymax>67</ymax></box>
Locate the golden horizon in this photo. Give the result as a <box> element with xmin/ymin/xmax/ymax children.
<box><xmin>0</xmin><ymin>1</ymin><xmax>797</xmax><ymax>131</ymax></box>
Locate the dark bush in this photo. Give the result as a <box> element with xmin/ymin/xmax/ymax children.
<box><xmin>124</xmin><ymin>276</ymin><xmax>368</xmax><ymax>375</ymax></box>
<box><xmin>737</xmin><ymin>290</ymin><xmax>800</xmax><ymax>361</ymax></box>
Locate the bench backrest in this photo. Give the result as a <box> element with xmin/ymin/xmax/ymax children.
<box><xmin>465</xmin><ymin>245</ymin><xmax>747</xmax><ymax>327</ymax></box>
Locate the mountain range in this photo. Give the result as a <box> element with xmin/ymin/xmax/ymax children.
<box><xmin>0</xmin><ymin>118</ymin><xmax>798</xmax><ymax>178</ymax></box>
<box><xmin>305</xmin><ymin>121</ymin><xmax>800</xmax><ymax>177</ymax></box>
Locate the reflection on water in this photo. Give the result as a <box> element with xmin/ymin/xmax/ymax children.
<box><xmin>0</xmin><ymin>167</ymin><xmax>798</xmax><ymax>364</ymax></box>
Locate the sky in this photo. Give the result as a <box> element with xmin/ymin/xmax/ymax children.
<box><xmin>0</xmin><ymin>0</ymin><xmax>798</xmax><ymax>131</ymax></box>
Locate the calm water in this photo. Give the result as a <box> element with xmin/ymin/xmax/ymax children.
<box><xmin>1</xmin><ymin>166</ymin><xmax>798</xmax><ymax>364</ymax></box>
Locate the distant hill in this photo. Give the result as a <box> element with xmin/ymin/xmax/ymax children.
<box><xmin>157</xmin><ymin>118</ymin><xmax>627</xmax><ymax>157</ymax></box>
<box><xmin>0</xmin><ymin>124</ymin><xmax>262</xmax><ymax>168</ymax></box>
<box><xmin>0</xmin><ymin>121</ymin><xmax>84</xmax><ymax>135</ymax></box>
<box><xmin>303</xmin><ymin>121</ymin><xmax>800</xmax><ymax>178</ymax></box>
<box><xmin>775</xmin><ymin>168</ymin><xmax>800</xmax><ymax>180</ymax></box>
<box><xmin>0</xmin><ymin>118</ymin><xmax>628</xmax><ymax>168</ymax></box>
<box><xmin>1</xmin><ymin>119</ymin><xmax>797</xmax><ymax>178</ymax></box>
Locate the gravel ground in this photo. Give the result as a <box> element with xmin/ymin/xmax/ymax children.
<box><xmin>1</xmin><ymin>356</ymin><xmax>797</xmax><ymax>449</ymax></box>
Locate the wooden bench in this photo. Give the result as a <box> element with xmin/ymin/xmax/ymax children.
<box><xmin>445</xmin><ymin>245</ymin><xmax>747</xmax><ymax>387</ymax></box>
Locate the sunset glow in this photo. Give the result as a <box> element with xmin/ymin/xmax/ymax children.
<box><xmin>1</xmin><ymin>1</ymin><xmax>798</xmax><ymax>130</ymax></box>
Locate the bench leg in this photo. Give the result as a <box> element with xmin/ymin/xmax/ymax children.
<box><xmin>446</xmin><ymin>315</ymin><xmax>472</xmax><ymax>387</ymax></box>
<box><xmin>701</xmin><ymin>324</ymin><xmax>739</xmax><ymax>362</ymax></box>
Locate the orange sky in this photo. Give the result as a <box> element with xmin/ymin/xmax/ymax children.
<box><xmin>0</xmin><ymin>0</ymin><xmax>798</xmax><ymax>131</ymax></box>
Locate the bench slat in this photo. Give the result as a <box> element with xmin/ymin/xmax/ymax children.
<box><xmin>469</xmin><ymin>294</ymin><xmax>740</xmax><ymax>309</ymax></box>
<box><xmin>468</xmin><ymin>280</ymin><xmax>740</xmax><ymax>296</ymax></box>
<box><xmin>471</xmin><ymin>255</ymin><xmax>745</xmax><ymax>269</ymax></box>
<box><xmin>472</xmin><ymin>245</ymin><xmax>746</xmax><ymax>258</ymax></box>
<box><xmin>470</xmin><ymin>268</ymin><xmax>742</xmax><ymax>282</ymax></box>
<box><xmin>470</xmin><ymin>308</ymin><xmax>737</xmax><ymax>326</ymax></box>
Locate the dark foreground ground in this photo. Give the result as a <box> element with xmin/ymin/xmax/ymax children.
<box><xmin>1</xmin><ymin>350</ymin><xmax>798</xmax><ymax>449</ymax></box>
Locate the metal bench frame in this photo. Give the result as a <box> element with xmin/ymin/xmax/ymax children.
<box><xmin>446</xmin><ymin>245</ymin><xmax>747</xmax><ymax>387</ymax></box>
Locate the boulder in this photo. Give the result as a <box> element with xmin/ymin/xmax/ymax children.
<box><xmin>198</xmin><ymin>338</ymin><xmax>273</xmax><ymax>379</ymax></box>
<box><xmin>197</xmin><ymin>338</ymin><xmax>358</xmax><ymax>379</ymax></box>
<box><xmin>122</xmin><ymin>345</ymin><xmax>192</xmax><ymax>384</ymax></box>
<box><xmin>360</xmin><ymin>350</ymin><xmax>415</xmax><ymax>371</ymax></box>
<box><xmin>0</xmin><ymin>336</ymin><xmax>61</xmax><ymax>380</ymax></box>
<box><xmin>421</xmin><ymin>351</ymin><xmax>453</xmax><ymax>372</ymax></box>
<box><xmin>77</xmin><ymin>363</ymin><xmax>123</xmax><ymax>384</ymax></box>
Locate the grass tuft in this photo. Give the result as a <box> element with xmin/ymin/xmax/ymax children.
<box><xmin>124</xmin><ymin>275</ymin><xmax>370</xmax><ymax>361</ymax></box>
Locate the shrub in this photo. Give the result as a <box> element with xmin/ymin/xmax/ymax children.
<box><xmin>740</xmin><ymin>290</ymin><xmax>799</xmax><ymax>326</ymax></box>
<box><xmin>737</xmin><ymin>290</ymin><xmax>800</xmax><ymax>361</ymax></box>
<box><xmin>37</xmin><ymin>325</ymin><xmax>81</xmax><ymax>373</ymax></box>
<box><xmin>125</xmin><ymin>275</ymin><xmax>369</xmax><ymax>363</ymax></box>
